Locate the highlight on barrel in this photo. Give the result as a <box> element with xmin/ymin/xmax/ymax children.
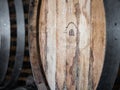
<box><xmin>0</xmin><ymin>0</ymin><xmax>25</xmax><ymax>89</ymax></box>
<box><xmin>28</xmin><ymin>0</ymin><xmax>106</xmax><ymax>90</ymax></box>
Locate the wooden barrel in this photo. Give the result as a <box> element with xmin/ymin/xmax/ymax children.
<box><xmin>97</xmin><ymin>0</ymin><xmax>120</xmax><ymax>90</ymax></box>
<box><xmin>28</xmin><ymin>0</ymin><xmax>106</xmax><ymax>90</ymax></box>
<box><xmin>0</xmin><ymin>0</ymin><xmax>33</xmax><ymax>89</ymax></box>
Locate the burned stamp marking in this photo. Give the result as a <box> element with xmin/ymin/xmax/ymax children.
<box><xmin>69</xmin><ymin>29</ymin><xmax>75</xmax><ymax>36</ymax></box>
<box><xmin>66</xmin><ymin>22</ymin><xmax>78</xmax><ymax>37</ymax></box>
<box><xmin>65</xmin><ymin>22</ymin><xmax>79</xmax><ymax>49</ymax></box>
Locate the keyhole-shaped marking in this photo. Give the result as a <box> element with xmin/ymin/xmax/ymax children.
<box><xmin>65</xmin><ymin>22</ymin><xmax>78</xmax><ymax>49</ymax></box>
<box><xmin>69</xmin><ymin>29</ymin><xmax>74</xmax><ymax>36</ymax></box>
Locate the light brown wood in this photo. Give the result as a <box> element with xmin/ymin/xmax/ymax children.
<box><xmin>29</xmin><ymin>0</ymin><xmax>106</xmax><ymax>90</ymax></box>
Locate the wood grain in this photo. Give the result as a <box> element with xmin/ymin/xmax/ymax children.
<box><xmin>29</xmin><ymin>0</ymin><xmax>106</xmax><ymax>90</ymax></box>
<box><xmin>28</xmin><ymin>0</ymin><xmax>49</xmax><ymax>89</ymax></box>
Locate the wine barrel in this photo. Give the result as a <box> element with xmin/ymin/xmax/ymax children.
<box><xmin>97</xmin><ymin>0</ymin><xmax>120</xmax><ymax>90</ymax></box>
<box><xmin>0</xmin><ymin>0</ymin><xmax>29</xmax><ymax>89</ymax></box>
<box><xmin>28</xmin><ymin>0</ymin><xmax>106</xmax><ymax>90</ymax></box>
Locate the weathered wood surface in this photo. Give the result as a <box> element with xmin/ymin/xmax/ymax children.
<box><xmin>28</xmin><ymin>0</ymin><xmax>50</xmax><ymax>90</ymax></box>
<box><xmin>29</xmin><ymin>0</ymin><xmax>106</xmax><ymax>90</ymax></box>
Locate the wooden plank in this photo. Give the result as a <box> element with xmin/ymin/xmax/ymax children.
<box><xmin>29</xmin><ymin>0</ymin><xmax>106</xmax><ymax>90</ymax></box>
<box><xmin>91</xmin><ymin>0</ymin><xmax>106</xmax><ymax>89</ymax></box>
<box><xmin>28</xmin><ymin>0</ymin><xmax>50</xmax><ymax>90</ymax></box>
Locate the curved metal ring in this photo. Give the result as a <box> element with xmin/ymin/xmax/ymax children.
<box><xmin>98</xmin><ymin>0</ymin><xmax>120</xmax><ymax>89</ymax></box>
<box><xmin>0</xmin><ymin>0</ymin><xmax>25</xmax><ymax>89</ymax></box>
<box><xmin>0</xmin><ymin>0</ymin><xmax>11</xmax><ymax>84</ymax></box>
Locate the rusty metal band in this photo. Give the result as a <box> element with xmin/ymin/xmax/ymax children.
<box><xmin>0</xmin><ymin>0</ymin><xmax>25</xmax><ymax>89</ymax></box>
<box><xmin>0</xmin><ymin>0</ymin><xmax>11</xmax><ymax>84</ymax></box>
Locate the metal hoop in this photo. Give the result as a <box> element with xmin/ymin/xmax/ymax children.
<box><xmin>0</xmin><ymin>0</ymin><xmax>11</xmax><ymax>84</ymax></box>
<box><xmin>0</xmin><ymin>0</ymin><xmax>25</xmax><ymax>89</ymax></box>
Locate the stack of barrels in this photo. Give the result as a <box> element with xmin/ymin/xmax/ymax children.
<box><xmin>0</xmin><ymin>0</ymin><xmax>120</xmax><ymax>90</ymax></box>
<box><xmin>0</xmin><ymin>0</ymin><xmax>33</xmax><ymax>90</ymax></box>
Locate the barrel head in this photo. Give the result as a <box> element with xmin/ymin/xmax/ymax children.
<box><xmin>29</xmin><ymin>0</ymin><xmax>106</xmax><ymax>90</ymax></box>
